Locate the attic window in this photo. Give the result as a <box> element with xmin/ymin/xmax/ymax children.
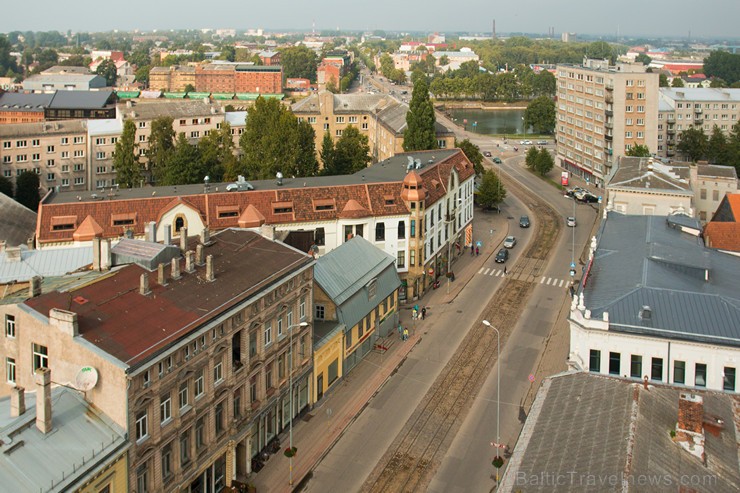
<box><xmin>272</xmin><ymin>201</ymin><xmax>293</xmax><ymax>214</ymax></box>
<box><xmin>313</xmin><ymin>199</ymin><xmax>335</xmax><ymax>212</ymax></box>
<box><xmin>431</xmin><ymin>179</ymin><xmax>441</xmax><ymax>189</ymax></box>
<box><xmin>50</xmin><ymin>215</ymin><xmax>77</xmax><ymax>231</ymax></box>
<box><xmin>366</xmin><ymin>278</ymin><xmax>377</xmax><ymax>300</ymax></box>
<box><xmin>217</xmin><ymin>205</ymin><xmax>240</xmax><ymax>218</ymax></box>
<box><xmin>384</xmin><ymin>195</ymin><xmax>395</xmax><ymax>206</ymax></box>
<box><xmin>111</xmin><ymin>212</ymin><xmax>137</xmax><ymax>227</ymax></box>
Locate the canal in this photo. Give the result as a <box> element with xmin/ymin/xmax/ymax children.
<box><xmin>445</xmin><ymin>108</ymin><xmax>528</xmax><ymax>136</ymax></box>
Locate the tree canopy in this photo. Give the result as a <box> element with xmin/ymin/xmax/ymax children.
<box><xmin>677</xmin><ymin>127</ymin><xmax>708</xmax><ymax>162</ymax></box>
<box><xmin>15</xmin><ymin>171</ymin><xmax>40</xmax><ymax>212</ymax></box>
<box><xmin>114</xmin><ymin>119</ymin><xmax>142</xmax><ymax>188</ymax></box>
<box><xmin>323</xmin><ymin>126</ymin><xmax>371</xmax><ymax>176</ymax></box>
<box><xmin>703</xmin><ymin>50</ymin><xmax>740</xmax><ymax>86</ymax></box>
<box><xmin>95</xmin><ymin>58</ymin><xmax>118</xmax><ymax>86</ymax></box>
<box><xmin>475</xmin><ymin>169</ymin><xmax>506</xmax><ymax>210</ymax></box>
<box><xmin>403</xmin><ymin>77</ymin><xmax>437</xmax><ymax>151</ymax></box>
<box><xmin>455</xmin><ymin>138</ymin><xmax>484</xmax><ymax>176</ymax></box>
<box><xmin>525</xmin><ymin>147</ymin><xmax>555</xmax><ymax>176</ymax></box>
<box><xmin>147</xmin><ymin>117</ymin><xmax>176</xmax><ymax>184</ymax></box>
<box><xmin>626</xmin><ymin>144</ymin><xmax>651</xmax><ymax>157</ymax></box>
<box><xmin>524</xmin><ymin>96</ymin><xmax>556</xmax><ymax>134</ymax></box>
<box><xmin>280</xmin><ymin>45</ymin><xmax>319</xmax><ymax>82</ymax></box>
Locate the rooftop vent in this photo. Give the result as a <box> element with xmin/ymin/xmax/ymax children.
<box><xmin>639</xmin><ymin>305</ymin><xmax>652</xmax><ymax>320</ymax></box>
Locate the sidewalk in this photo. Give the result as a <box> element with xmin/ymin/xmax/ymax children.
<box><xmin>250</xmin><ymin>216</ymin><xmax>510</xmax><ymax>493</ymax></box>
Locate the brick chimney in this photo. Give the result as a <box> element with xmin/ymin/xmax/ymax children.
<box><xmin>171</xmin><ymin>257</ymin><xmax>181</xmax><ymax>279</ymax></box>
<box><xmin>140</xmin><ymin>273</ymin><xmax>151</xmax><ymax>296</ymax></box>
<box><xmin>206</xmin><ymin>254</ymin><xmax>215</xmax><ymax>282</ymax></box>
<box><xmin>10</xmin><ymin>387</ymin><xmax>25</xmax><ymax>417</ymax></box>
<box><xmin>28</xmin><ymin>276</ymin><xmax>42</xmax><ymax>298</ymax></box>
<box><xmin>678</xmin><ymin>393</ymin><xmax>703</xmax><ymax>434</ymax></box>
<box><xmin>180</xmin><ymin>227</ymin><xmax>188</xmax><ymax>252</ymax></box>
<box><xmin>35</xmin><ymin>368</ymin><xmax>52</xmax><ymax>434</ymax></box>
<box><xmin>196</xmin><ymin>244</ymin><xmax>205</xmax><ymax>266</ymax></box>
<box><xmin>50</xmin><ymin>308</ymin><xmax>78</xmax><ymax>337</ymax></box>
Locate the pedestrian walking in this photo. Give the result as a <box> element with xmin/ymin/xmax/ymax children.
<box><xmin>398</xmin><ymin>323</ymin><xmax>403</xmax><ymax>338</ymax></box>
<box><xmin>504</xmin><ymin>266</ymin><xmax>507</xmax><ymax>275</ymax></box>
<box><xmin>471</xmin><ymin>245</ymin><xmax>475</xmax><ymax>256</ymax></box>
<box><xmin>412</xmin><ymin>308</ymin><xmax>417</xmax><ymax>320</ymax></box>
<box><xmin>476</xmin><ymin>246</ymin><xmax>480</xmax><ymax>256</ymax></box>
<box><xmin>403</xmin><ymin>328</ymin><xmax>409</xmax><ymax>341</ymax></box>
<box><xmin>421</xmin><ymin>307</ymin><xmax>426</xmax><ymax>320</ymax></box>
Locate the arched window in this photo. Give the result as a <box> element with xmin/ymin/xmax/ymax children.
<box><xmin>375</xmin><ymin>222</ymin><xmax>385</xmax><ymax>241</ymax></box>
<box><xmin>175</xmin><ymin>216</ymin><xmax>185</xmax><ymax>233</ymax></box>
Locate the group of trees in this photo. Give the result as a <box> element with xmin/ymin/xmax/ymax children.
<box><xmin>475</xmin><ymin>170</ymin><xmax>506</xmax><ymax>210</ymax></box>
<box><xmin>0</xmin><ymin>171</ymin><xmax>40</xmax><ymax>211</ymax></box>
<box><xmin>677</xmin><ymin>123</ymin><xmax>740</xmax><ymax>171</ymax></box>
<box><xmin>524</xmin><ymin>96</ymin><xmax>556</xmax><ymax>134</ymax></box>
<box><xmin>703</xmin><ymin>50</ymin><xmax>740</xmax><ymax>86</ymax></box>
<box><xmin>320</xmin><ymin>127</ymin><xmax>371</xmax><ymax>175</ymax></box>
<box><xmin>525</xmin><ymin>146</ymin><xmax>555</xmax><ymax>176</ymax></box>
<box><xmin>404</xmin><ymin>77</ymin><xmax>438</xmax><ymax>151</ymax></box>
<box><xmin>429</xmin><ymin>64</ymin><xmax>556</xmax><ymax>102</ymax></box>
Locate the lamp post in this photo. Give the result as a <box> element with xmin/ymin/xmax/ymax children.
<box><xmin>288</xmin><ymin>321</ymin><xmax>309</xmax><ymax>487</ymax></box>
<box><xmin>482</xmin><ymin>320</ymin><xmax>501</xmax><ymax>481</ymax></box>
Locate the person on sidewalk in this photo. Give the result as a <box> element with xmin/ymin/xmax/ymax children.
<box><xmin>471</xmin><ymin>245</ymin><xmax>475</xmax><ymax>257</ymax></box>
<box><xmin>403</xmin><ymin>327</ymin><xmax>409</xmax><ymax>341</ymax></box>
<box><xmin>476</xmin><ymin>246</ymin><xmax>480</xmax><ymax>256</ymax></box>
<box><xmin>421</xmin><ymin>307</ymin><xmax>426</xmax><ymax>320</ymax></box>
<box><xmin>398</xmin><ymin>323</ymin><xmax>403</xmax><ymax>338</ymax></box>
<box><xmin>504</xmin><ymin>266</ymin><xmax>507</xmax><ymax>275</ymax></box>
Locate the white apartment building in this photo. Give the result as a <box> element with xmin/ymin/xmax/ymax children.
<box><xmin>656</xmin><ymin>88</ymin><xmax>740</xmax><ymax>160</ymax></box>
<box><xmin>555</xmin><ymin>59</ymin><xmax>659</xmax><ymax>187</ymax></box>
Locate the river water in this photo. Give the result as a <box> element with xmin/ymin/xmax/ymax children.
<box><xmin>445</xmin><ymin>108</ymin><xmax>527</xmax><ymax>136</ymax></box>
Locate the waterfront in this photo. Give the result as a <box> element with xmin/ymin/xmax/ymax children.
<box><xmin>446</xmin><ymin>108</ymin><xmax>528</xmax><ymax>136</ymax></box>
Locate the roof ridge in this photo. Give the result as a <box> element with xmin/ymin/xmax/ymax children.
<box><xmin>622</xmin><ymin>384</ymin><xmax>641</xmax><ymax>487</ymax></box>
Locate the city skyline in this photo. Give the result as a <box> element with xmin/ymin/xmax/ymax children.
<box><xmin>2</xmin><ymin>0</ymin><xmax>739</xmax><ymax>40</ymax></box>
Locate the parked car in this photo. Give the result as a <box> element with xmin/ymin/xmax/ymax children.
<box><xmin>519</xmin><ymin>215</ymin><xmax>530</xmax><ymax>228</ymax></box>
<box><xmin>484</xmin><ymin>151</ymin><xmax>492</xmax><ymax>157</ymax></box>
<box><xmin>567</xmin><ymin>216</ymin><xmax>577</xmax><ymax>227</ymax></box>
<box><xmin>520</xmin><ymin>140</ymin><xmax>533</xmax><ymax>145</ymax></box>
<box><xmin>493</xmin><ymin>157</ymin><xmax>502</xmax><ymax>164</ymax></box>
<box><xmin>503</xmin><ymin>236</ymin><xmax>517</xmax><ymax>248</ymax></box>
<box><xmin>536</xmin><ymin>140</ymin><xmax>548</xmax><ymax>145</ymax></box>
<box><xmin>495</xmin><ymin>248</ymin><xmax>509</xmax><ymax>263</ymax></box>
<box><xmin>579</xmin><ymin>193</ymin><xmax>599</xmax><ymax>203</ymax></box>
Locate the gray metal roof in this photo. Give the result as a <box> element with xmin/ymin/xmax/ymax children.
<box><xmin>314</xmin><ymin>236</ymin><xmax>401</xmax><ymax>330</ymax></box>
<box><xmin>0</xmin><ymin>92</ymin><xmax>53</xmax><ymax>112</ymax></box>
<box><xmin>0</xmin><ymin>387</ymin><xmax>128</xmax><ymax>493</ymax></box>
<box><xmin>608</xmin><ymin>157</ymin><xmax>692</xmax><ymax>194</ymax></box>
<box><xmin>0</xmin><ymin>244</ymin><xmax>93</xmax><ymax>283</ymax></box>
<box><xmin>697</xmin><ymin>164</ymin><xmax>738</xmax><ymax>180</ymax></box>
<box><xmin>119</xmin><ymin>99</ymin><xmax>223</xmax><ymax>120</ymax></box>
<box><xmin>24</xmin><ymin>73</ymin><xmax>104</xmax><ymax>84</ymax></box>
<box><xmin>583</xmin><ymin>213</ymin><xmax>740</xmax><ymax>346</ymax></box>
<box><xmin>111</xmin><ymin>238</ymin><xmax>180</xmax><ymax>271</ymax></box>
<box><xmin>659</xmin><ymin>87</ymin><xmax>740</xmax><ymax>102</ymax></box>
<box><xmin>500</xmin><ymin>372</ymin><xmax>740</xmax><ymax>492</ymax></box>
<box><xmin>47</xmin><ymin>90</ymin><xmax>114</xmax><ymax>109</ymax></box>
<box><xmin>0</xmin><ymin>193</ymin><xmax>37</xmax><ymax>248</ymax></box>
<box><xmin>0</xmin><ymin>119</ymin><xmax>87</xmax><ymax>138</ymax></box>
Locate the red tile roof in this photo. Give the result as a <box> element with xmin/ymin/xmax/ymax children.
<box><xmin>704</xmin><ymin>194</ymin><xmax>740</xmax><ymax>252</ymax></box>
<box><xmin>24</xmin><ymin>230</ymin><xmax>313</xmax><ymax>368</ymax></box>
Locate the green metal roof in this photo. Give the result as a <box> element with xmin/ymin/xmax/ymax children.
<box><xmin>116</xmin><ymin>91</ymin><xmax>140</xmax><ymax>99</ymax></box>
<box><xmin>211</xmin><ymin>93</ymin><xmax>235</xmax><ymax>100</ymax></box>
<box><xmin>235</xmin><ymin>93</ymin><xmax>285</xmax><ymax>101</ymax></box>
<box><xmin>186</xmin><ymin>92</ymin><xmax>211</xmax><ymax>99</ymax></box>
<box><xmin>163</xmin><ymin>92</ymin><xmax>187</xmax><ymax>99</ymax></box>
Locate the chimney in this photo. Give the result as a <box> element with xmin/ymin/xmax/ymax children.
<box><xmin>26</xmin><ymin>238</ymin><xmax>34</xmax><ymax>250</ymax></box>
<box><xmin>92</xmin><ymin>237</ymin><xmax>101</xmax><ymax>270</ymax></box>
<box><xmin>196</xmin><ymin>244</ymin><xmax>205</xmax><ymax>266</ymax></box>
<box><xmin>146</xmin><ymin>221</ymin><xmax>157</xmax><ymax>243</ymax></box>
<box><xmin>49</xmin><ymin>308</ymin><xmax>79</xmax><ymax>336</ymax></box>
<box><xmin>206</xmin><ymin>254</ymin><xmax>215</xmax><ymax>282</ymax></box>
<box><xmin>10</xmin><ymin>387</ymin><xmax>25</xmax><ymax>417</ymax></box>
<box><xmin>163</xmin><ymin>224</ymin><xmax>172</xmax><ymax>245</ymax></box>
<box><xmin>101</xmin><ymin>239</ymin><xmax>112</xmax><ymax>271</ymax></box>
<box><xmin>642</xmin><ymin>375</ymin><xmax>649</xmax><ymax>390</ymax></box>
<box><xmin>0</xmin><ymin>240</ymin><xmax>6</xmax><ymax>252</ymax></box>
<box><xmin>260</xmin><ymin>224</ymin><xmax>275</xmax><ymax>241</ymax></box>
<box><xmin>35</xmin><ymin>368</ymin><xmax>52</xmax><ymax>434</ymax></box>
<box><xmin>185</xmin><ymin>250</ymin><xmax>195</xmax><ymax>273</ymax></box>
<box><xmin>180</xmin><ymin>227</ymin><xmax>188</xmax><ymax>252</ymax></box>
<box><xmin>28</xmin><ymin>276</ymin><xmax>42</xmax><ymax>298</ymax></box>
<box><xmin>200</xmin><ymin>227</ymin><xmax>210</xmax><ymax>245</ymax></box>
<box><xmin>5</xmin><ymin>246</ymin><xmax>21</xmax><ymax>262</ymax></box>
<box><xmin>677</xmin><ymin>393</ymin><xmax>703</xmax><ymax>434</ymax></box>
<box><xmin>140</xmin><ymin>273</ymin><xmax>151</xmax><ymax>295</ymax></box>
<box><xmin>171</xmin><ymin>257</ymin><xmax>181</xmax><ymax>279</ymax></box>
<box><xmin>158</xmin><ymin>263</ymin><xmax>167</xmax><ymax>285</ymax></box>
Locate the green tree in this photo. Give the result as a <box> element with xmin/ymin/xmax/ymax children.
<box><xmin>626</xmin><ymin>144</ymin><xmax>651</xmax><ymax>157</ymax></box>
<box><xmin>135</xmin><ymin>65</ymin><xmax>151</xmax><ymax>86</ymax></box>
<box><xmin>585</xmin><ymin>41</ymin><xmax>614</xmax><ymax>62</ymax></box>
<box><xmin>635</xmin><ymin>53</ymin><xmax>652</xmax><ymax>65</ymax></box>
<box><xmin>320</xmin><ymin>131</ymin><xmax>335</xmax><ymax>172</ymax></box>
<box><xmin>95</xmin><ymin>58</ymin><xmax>118</xmax><ymax>86</ymax></box>
<box><xmin>709</xmin><ymin>78</ymin><xmax>726</xmax><ymax>88</ymax></box>
<box><xmin>0</xmin><ymin>174</ymin><xmax>14</xmax><ymax>198</ymax></box>
<box><xmin>703</xmin><ymin>50</ymin><xmax>740</xmax><ymax>86</ymax></box>
<box><xmin>293</xmin><ymin>120</ymin><xmax>319</xmax><ymax>177</ymax></box>
<box><xmin>147</xmin><ymin>117</ymin><xmax>175</xmax><ymax>184</ymax></box>
<box><xmin>438</xmin><ymin>55</ymin><xmax>450</xmax><ymax>66</ymax></box>
<box><xmin>199</xmin><ymin>121</ymin><xmax>236</xmax><ymax>182</ymax></box>
<box><xmin>161</xmin><ymin>133</ymin><xmax>203</xmax><ymax>185</ymax></box>
<box><xmin>403</xmin><ymin>77</ymin><xmax>437</xmax><ymax>151</ymax></box>
<box><xmin>325</xmin><ymin>126</ymin><xmax>371</xmax><ymax>175</ymax></box>
<box><xmin>15</xmin><ymin>171</ymin><xmax>40</xmax><ymax>211</ymax></box>
<box><xmin>707</xmin><ymin>125</ymin><xmax>730</xmax><ymax>164</ymax></box>
<box><xmin>219</xmin><ymin>45</ymin><xmax>236</xmax><ymax>62</ymax></box>
<box><xmin>475</xmin><ymin>169</ymin><xmax>506</xmax><ymax>210</ymax></box>
<box><xmin>534</xmin><ymin>148</ymin><xmax>555</xmax><ymax>176</ymax></box>
<box><xmin>532</xmin><ymin>70</ymin><xmax>556</xmax><ymax>97</ymax></box>
<box><xmin>281</xmin><ymin>45</ymin><xmax>319</xmax><ymax>81</ymax></box>
<box><xmin>0</xmin><ymin>34</ymin><xmax>19</xmax><ymax>77</ymax></box>
<box><xmin>671</xmin><ymin>77</ymin><xmax>685</xmax><ymax>87</ymax></box>
<box><xmin>114</xmin><ymin>119</ymin><xmax>142</xmax><ymax>188</ymax></box>
<box><xmin>524</xmin><ymin>146</ymin><xmax>540</xmax><ymax>172</ymax></box>
<box><xmin>184</xmin><ymin>83</ymin><xmax>196</xmax><ymax>93</ymax></box>
<box><xmin>524</xmin><ymin>96</ymin><xmax>556</xmax><ymax>134</ymax></box>
<box><xmin>677</xmin><ymin>127</ymin><xmax>708</xmax><ymax>162</ymax></box>
<box><xmin>728</xmin><ymin>122</ymin><xmax>740</xmax><ymax>172</ymax></box>
<box><xmin>659</xmin><ymin>74</ymin><xmax>669</xmax><ymax>87</ymax></box>
<box><xmin>455</xmin><ymin>138</ymin><xmax>484</xmax><ymax>176</ymax></box>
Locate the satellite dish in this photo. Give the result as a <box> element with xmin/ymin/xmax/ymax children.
<box><xmin>75</xmin><ymin>366</ymin><xmax>99</xmax><ymax>391</ymax></box>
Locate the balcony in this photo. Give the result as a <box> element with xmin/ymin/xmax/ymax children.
<box><xmin>605</xmin><ymin>93</ymin><xmax>613</xmax><ymax>104</ymax></box>
<box><xmin>667</xmin><ymin>116</ymin><xmax>676</xmax><ymax>123</ymax></box>
<box><xmin>605</xmin><ymin>133</ymin><xmax>613</xmax><ymax>141</ymax></box>
<box><xmin>604</xmin><ymin>121</ymin><xmax>613</xmax><ymax>130</ymax></box>
<box><xmin>694</xmin><ymin>107</ymin><xmax>703</xmax><ymax>114</ymax></box>
<box><xmin>605</xmin><ymin>83</ymin><xmax>614</xmax><ymax>91</ymax></box>
<box><xmin>666</xmin><ymin>128</ymin><xmax>675</xmax><ymax>135</ymax></box>
<box><xmin>605</xmin><ymin>109</ymin><xmax>614</xmax><ymax>117</ymax></box>
<box><xmin>693</xmin><ymin>119</ymin><xmax>703</xmax><ymax>125</ymax></box>
<box><xmin>667</xmin><ymin>150</ymin><xmax>675</xmax><ymax>157</ymax></box>
<box><xmin>667</xmin><ymin>138</ymin><xmax>675</xmax><ymax>145</ymax></box>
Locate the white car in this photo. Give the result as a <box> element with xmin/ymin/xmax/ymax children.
<box><xmin>567</xmin><ymin>216</ymin><xmax>577</xmax><ymax>227</ymax></box>
<box><xmin>503</xmin><ymin>236</ymin><xmax>517</xmax><ymax>249</ymax></box>
<box><xmin>520</xmin><ymin>140</ymin><xmax>533</xmax><ymax>145</ymax></box>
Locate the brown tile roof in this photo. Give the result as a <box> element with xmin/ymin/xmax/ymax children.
<box><xmin>24</xmin><ymin>229</ymin><xmax>313</xmax><ymax>368</ymax></box>
<box><xmin>704</xmin><ymin>194</ymin><xmax>740</xmax><ymax>252</ymax></box>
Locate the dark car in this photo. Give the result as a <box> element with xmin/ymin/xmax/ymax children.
<box><xmin>579</xmin><ymin>193</ymin><xmax>599</xmax><ymax>203</ymax></box>
<box><xmin>493</xmin><ymin>157</ymin><xmax>502</xmax><ymax>164</ymax></box>
<box><xmin>519</xmin><ymin>215</ymin><xmax>530</xmax><ymax>228</ymax></box>
<box><xmin>495</xmin><ymin>248</ymin><xmax>509</xmax><ymax>263</ymax></box>
<box><xmin>484</xmin><ymin>151</ymin><xmax>492</xmax><ymax>157</ymax></box>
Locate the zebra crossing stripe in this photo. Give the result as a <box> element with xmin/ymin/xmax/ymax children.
<box><xmin>479</xmin><ymin>267</ymin><xmax>487</xmax><ymax>275</ymax></box>
<box><xmin>559</xmin><ymin>279</ymin><xmax>565</xmax><ymax>287</ymax></box>
<box><xmin>493</xmin><ymin>269</ymin><xmax>501</xmax><ymax>276</ymax></box>
<box><xmin>540</xmin><ymin>277</ymin><xmax>545</xmax><ymax>284</ymax></box>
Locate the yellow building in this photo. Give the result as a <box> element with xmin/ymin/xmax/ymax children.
<box><xmin>312</xmin><ymin>236</ymin><xmax>401</xmax><ymax>401</ymax></box>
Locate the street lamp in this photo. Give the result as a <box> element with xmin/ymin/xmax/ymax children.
<box><xmin>482</xmin><ymin>320</ymin><xmax>501</xmax><ymax>481</ymax></box>
<box><xmin>288</xmin><ymin>321</ymin><xmax>309</xmax><ymax>487</ymax></box>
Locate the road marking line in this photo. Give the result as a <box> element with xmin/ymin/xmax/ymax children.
<box><xmin>546</xmin><ymin>278</ymin><xmax>552</xmax><ymax>285</ymax></box>
<box><xmin>490</xmin><ymin>269</ymin><xmax>499</xmax><ymax>276</ymax></box>
<box><xmin>540</xmin><ymin>277</ymin><xmax>545</xmax><ymax>284</ymax></box>
<box><xmin>559</xmin><ymin>279</ymin><xmax>565</xmax><ymax>287</ymax></box>
<box><xmin>482</xmin><ymin>268</ymin><xmax>490</xmax><ymax>275</ymax></box>
<box><xmin>479</xmin><ymin>267</ymin><xmax>487</xmax><ymax>275</ymax></box>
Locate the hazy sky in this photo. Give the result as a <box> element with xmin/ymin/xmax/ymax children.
<box><xmin>2</xmin><ymin>0</ymin><xmax>739</xmax><ymax>39</ymax></box>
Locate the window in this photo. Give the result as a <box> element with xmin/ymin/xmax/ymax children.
<box><xmin>47</xmin><ymin>145</ymin><xmax>55</xmax><ymax>153</ymax></box>
<box><xmin>213</xmin><ymin>361</ymin><xmax>223</xmax><ymax>385</ymax></box>
<box><xmin>73</xmin><ymin>150</ymin><xmax>84</xmax><ymax>158</ymax></box>
<box><xmin>180</xmin><ymin>428</ymin><xmax>191</xmax><ymax>464</ymax></box>
<box><xmin>2</xmin><ymin>141</ymin><xmax>9</xmax><ymax>149</ymax></box>
<box><xmin>250</xmin><ymin>375</ymin><xmax>258</xmax><ymax>402</ymax></box>
<box><xmin>651</xmin><ymin>357</ymin><xmax>663</xmax><ymax>381</ymax></box>
<box><xmin>609</xmin><ymin>352</ymin><xmax>621</xmax><ymax>375</ymax></box>
<box><xmin>96</xmin><ymin>151</ymin><xmax>106</xmax><ymax>160</ymax></box>
<box><xmin>335</xmin><ymin>129</ymin><xmax>343</xmax><ymax>137</ymax></box>
<box><xmin>713</xmin><ymin>190</ymin><xmax>719</xmax><ymax>201</ymax></box>
<box><xmin>5</xmin><ymin>314</ymin><xmax>15</xmax><ymax>337</ymax></box>
<box><xmin>33</xmin><ymin>343</ymin><xmax>48</xmax><ymax>370</ymax></box>
<box><xmin>6</xmin><ymin>357</ymin><xmax>16</xmax><ymax>383</ymax></box>
<box><xmin>16</xmin><ymin>140</ymin><xmax>27</xmax><ymax>148</ymax></box>
<box><xmin>700</xmin><ymin>189</ymin><xmax>707</xmax><ymax>200</ymax></box>
<box><xmin>315</xmin><ymin>305</ymin><xmax>325</xmax><ymax>320</ymax></box>
<box><xmin>336</xmin><ymin>116</ymin><xmax>345</xmax><ymax>123</ymax></box>
<box><xmin>277</xmin><ymin>317</ymin><xmax>283</xmax><ymax>338</ymax></box>
<box><xmin>410</xmin><ymin>249</ymin><xmax>416</xmax><ymax>266</ymax></box>
<box><xmin>47</xmin><ymin>173</ymin><xmax>55</xmax><ymax>181</ymax></box>
<box><xmin>161</xmin><ymin>443</ymin><xmax>173</xmax><ymax>481</ymax></box>
<box><xmin>397</xmin><ymin>251</ymin><xmax>405</xmax><ymax>268</ymax></box>
<box><xmin>723</xmin><ymin>367</ymin><xmax>736</xmax><ymax>391</ymax></box>
<box><xmin>96</xmin><ymin>138</ymin><xmax>106</xmax><ymax>145</ymax></box>
<box><xmin>160</xmin><ymin>394</ymin><xmax>172</xmax><ymax>424</ymax></box>
<box><xmin>179</xmin><ymin>381</ymin><xmax>189</xmax><ymax>409</ymax></box>
<box><xmin>375</xmin><ymin>222</ymin><xmax>385</xmax><ymax>241</ymax></box>
<box><xmin>630</xmin><ymin>355</ymin><xmax>642</xmax><ymax>379</ymax></box>
<box><xmin>195</xmin><ymin>416</ymin><xmax>206</xmax><ymax>450</ymax></box>
<box><xmin>195</xmin><ymin>369</ymin><xmax>205</xmax><ymax>399</ymax></box>
<box><xmin>398</xmin><ymin>221</ymin><xmax>405</xmax><ymax>239</ymax></box>
<box><xmin>695</xmin><ymin>363</ymin><xmax>707</xmax><ymax>387</ymax></box>
<box><xmin>264</xmin><ymin>321</ymin><xmax>272</xmax><ymax>346</ymax></box>
<box><xmin>300</xmin><ymin>297</ymin><xmax>306</xmax><ymax>320</ymax></box>
<box><xmin>135</xmin><ymin>410</ymin><xmax>148</xmax><ymax>441</ymax></box>
<box><xmin>215</xmin><ymin>401</ymin><xmax>224</xmax><ymax>435</ymax></box>
<box><xmin>136</xmin><ymin>463</ymin><xmax>149</xmax><ymax>493</ymax></box>
<box><xmin>138</xmin><ymin>135</ymin><xmax>146</xmax><ymax>143</ymax></box>
<box><xmin>73</xmin><ymin>136</ymin><xmax>84</xmax><ymax>144</ymax></box>
<box><xmin>589</xmin><ymin>350</ymin><xmax>601</xmax><ymax>372</ymax></box>
<box><xmin>138</xmin><ymin>121</ymin><xmax>146</xmax><ymax>128</ymax></box>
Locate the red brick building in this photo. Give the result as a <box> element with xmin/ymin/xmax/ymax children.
<box><xmin>194</xmin><ymin>64</ymin><xmax>283</xmax><ymax>94</ymax></box>
<box><xmin>258</xmin><ymin>51</ymin><xmax>281</xmax><ymax>66</ymax></box>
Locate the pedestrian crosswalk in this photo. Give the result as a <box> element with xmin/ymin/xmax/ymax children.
<box><xmin>477</xmin><ymin>267</ymin><xmax>568</xmax><ymax>288</ymax></box>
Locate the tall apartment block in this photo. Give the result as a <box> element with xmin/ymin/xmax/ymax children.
<box><xmin>555</xmin><ymin>59</ymin><xmax>659</xmax><ymax>187</ymax></box>
<box><xmin>657</xmin><ymin>88</ymin><xmax>740</xmax><ymax>159</ymax></box>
